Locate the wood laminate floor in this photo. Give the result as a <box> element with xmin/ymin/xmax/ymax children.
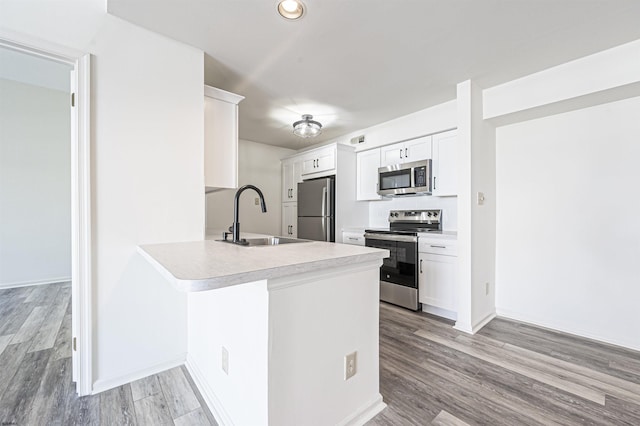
<box><xmin>0</xmin><ymin>282</ymin><xmax>216</xmax><ymax>426</ymax></box>
<box><xmin>3</xmin><ymin>283</ymin><xmax>640</xmax><ymax>425</ymax></box>
<box><xmin>368</xmin><ymin>302</ymin><xmax>640</xmax><ymax>426</ymax></box>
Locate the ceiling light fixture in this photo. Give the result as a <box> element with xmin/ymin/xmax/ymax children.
<box><xmin>277</xmin><ymin>0</ymin><xmax>305</xmax><ymax>20</ymax></box>
<box><xmin>293</xmin><ymin>114</ymin><xmax>322</xmax><ymax>138</ymax></box>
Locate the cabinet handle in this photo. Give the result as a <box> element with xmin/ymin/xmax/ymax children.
<box><xmin>420</xmin><ymin>259</ymin><xmax>423</xmax><ymax>273</ymax></box>
<box><xmin>434</xmin><ymin>177</ymin><xmax>436</xmax><ymax>190</ymax></box>
<box><xmin>348</xmin><ymin>237</ymin><xmax>358</xmax><ymax>241</ymax></box>
<box><xmin>399</xmin><ymin>149</ymin><xmax>403</xmax><ymax>159</ymax></box>
<box><xmin>405</xmin><ymin>148</ymin><xmax>408</xmax><ymax>158</ymax></box>
<box><xmin>430</xmin><ymin>245</ymin><xmax>446</xmax><ymax>249</ymax></box>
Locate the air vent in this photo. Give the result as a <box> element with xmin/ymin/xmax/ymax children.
<box><xmin>350</xmin><ymin>135</ymin><xmax>365</xmax><ymax>145</ymax></box>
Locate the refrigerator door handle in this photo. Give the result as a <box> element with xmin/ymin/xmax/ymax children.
<box><xmin>321</xmin><ymin>186</ymin><xmax>327</xmax><ymax>218</ymax></box>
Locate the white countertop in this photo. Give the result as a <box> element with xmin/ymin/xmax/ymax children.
<box><xmin>138</xmin><ymin>233</ymin><xmax>388</xmax><ymax>292</ymax></box>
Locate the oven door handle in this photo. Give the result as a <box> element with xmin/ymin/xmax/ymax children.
<box><xmin>364</xmin><ymin>233</ymin><xmax>418</xmax><ymax>243</ymax></box>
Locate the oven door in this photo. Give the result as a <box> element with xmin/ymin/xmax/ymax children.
<box><xmin>365</xmin><ymin>233</ymin><xmax>420</xmax><ymax>310</ymax></box>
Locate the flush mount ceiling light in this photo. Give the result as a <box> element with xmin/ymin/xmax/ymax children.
<box><xmin>293</xmin><ymin>114</ymin><xmax>322</xmax><ymax>138</ymax></box>
<box><xmin>277</xmin><ymin>0</ymin><xmax>305</xmax><ymax>20</ymax></box>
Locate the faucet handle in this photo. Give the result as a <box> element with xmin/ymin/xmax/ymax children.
<box><xmin>222</xmin><ymin>231</ymin><xmax>231</xmax><ymax>241</ymax></box>
<box><xmin>228</xmin><ymin>225</ymin><xmax>233</xmax><ymax>233</ymax></box>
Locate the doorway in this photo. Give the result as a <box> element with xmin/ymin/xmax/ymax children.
<box><xmin>0</xmin><ymin>39</ymin><xmax>91</xmax><ymax>395</ymax></box>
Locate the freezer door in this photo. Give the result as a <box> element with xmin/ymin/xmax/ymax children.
<box><xmin>297</xmin><ymin>178</ymin><xmax>333</xmax><ymax>217</ymax></box>
<box><xmin>297</xmin><ymin>216</ymin><xmax>334</xmax><ymax>242</ymax></box>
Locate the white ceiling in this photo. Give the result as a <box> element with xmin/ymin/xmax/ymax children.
<box><xmin>107</xmin><ymin>0</ymin><xmax>640</xmax><ymax>149</ymax></box>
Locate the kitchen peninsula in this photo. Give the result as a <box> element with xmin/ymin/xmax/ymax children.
<box><xmin>138</xmin><ymin>236</ymin><xmax>388</xmax><ymax>426</ymax></box>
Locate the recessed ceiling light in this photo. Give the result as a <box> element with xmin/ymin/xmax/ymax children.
<box><xmin>277</xmin><ymin>0</ymin><xmax>305</xmax><ymax>20</ymax></box>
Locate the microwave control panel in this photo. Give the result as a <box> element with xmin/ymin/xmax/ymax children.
<box><xmin>414</xmin><ymin>166</ymin><xmax>427</xmax><ymax>187</ymax></box>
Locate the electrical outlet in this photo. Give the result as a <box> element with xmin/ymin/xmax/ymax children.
<box><xmin>221</xmin><ymin>346</ymin><xmax>229</xmax><ymax>375</ymax></box>
<box><xmin>254</xmin><ymin>197</ymin><xmax>259</xmax><ymax>205</ymax></box>
<box><xmin>344</xmin><ymin>351</ymin><xmax>357</xmax><ymax>380</ymax></box>
<box><xmin>485</xmin><ymin>282</ymin><xmax>490</xmax><ymax>295</ymax></box>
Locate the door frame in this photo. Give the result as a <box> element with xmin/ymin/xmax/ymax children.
<box><xmin>0</xmin><ymin>36</ymin><xmax>93</xmax><ymax>396</ymax></box>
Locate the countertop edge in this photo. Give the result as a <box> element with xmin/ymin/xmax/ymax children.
<box><xmin>138</xmin><ymin>245</ymin><xmax>388</xmax><ymax>293</ymax></box>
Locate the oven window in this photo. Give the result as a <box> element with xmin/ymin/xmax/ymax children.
<box><xmin>380</xmin><ymin>170</ymin><xmax>411</xmax><ymax>190</ymax></box>
<box><xmin>365</xmin><ymin>238</ymin><xmax>417</xmax><ymax>288</ymax></box>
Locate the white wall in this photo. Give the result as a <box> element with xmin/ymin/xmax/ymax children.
<box><xmin>495</xmin><ymin>95</ymin><xmax>640</xmax><ymax>351</ymax></box>
<box><xmin>88</xmin><ymin>16</ymin><xmax>204</xmax><ymax>391</ymax></box>
<box><xmin>206</xmin><ymin>139</ymin><xmax>293</xmax><ymax>236</ymax></box>
<box><xmin>0</xmin><ymin>78</ymin><xmax>71</xmax><ymax>288</ymax></box>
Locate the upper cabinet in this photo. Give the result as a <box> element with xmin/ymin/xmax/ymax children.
<box><xmin>356</xmin><ymin>148</ymin><xmax>382</xmax><ymax>201</ymax></box>
<box><xmin>380</xmin><ymin>135</ymin><xmax>432</xmax><ymax>167</ymax></box>
<box><xmin>282</xmin><ymin>158</ymin><xmax>303</xmax><ymax>202</ymax></box>
<box><xmin>431</xmin><ymin>130</ymin><xmax>458</xmax><ymax>197</ymax></box>
<box><xmin>204</xmin><ymin>85</ymin><xmax>244</xmax><ymax>191</ymax></box>
<box><xmin>301</xmin><ymin>145</ymin><xmax>336</xmax><ymax>178</ymax></box>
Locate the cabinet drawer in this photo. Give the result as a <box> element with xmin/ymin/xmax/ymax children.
<box><xmin>342</xmin><ymin>231</ymin><xmax>365</xmax><ymax>246</ymax></box>
<box><xmin>419</xmin><ymin>238</ymin><xmax>458</xmax><ymax>256</ymax></box>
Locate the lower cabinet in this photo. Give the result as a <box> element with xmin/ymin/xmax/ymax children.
<box><xmin>418</xmin><ymin>237</ymin><xmax>458</xmax><ymax>319</ymax></box>
<box><xmin>281</xmin><ymin>202</ymin><xmax>297</xmax><ymax>237</ymax></box>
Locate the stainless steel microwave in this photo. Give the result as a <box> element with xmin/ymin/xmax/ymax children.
<box><xmin>377</xmin><ymin>159</ymin><xmax>432</xmax><ymax>196</ymax></box>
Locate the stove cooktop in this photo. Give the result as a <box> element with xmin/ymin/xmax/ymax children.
<box><xmin>365</xmin><ymin>227</ymin><xmax>443</xmax><ymax>235</ymax></box>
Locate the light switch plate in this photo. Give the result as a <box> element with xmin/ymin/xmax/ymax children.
<box><xmin>345</xmin><ymin>351</ymin><xmax>357</xmax><ymax>380</ymax></box>
<box><xmin>477</xmin><ymin>192</ymin><xmax>485</xmax><ymax>205</ymax></box>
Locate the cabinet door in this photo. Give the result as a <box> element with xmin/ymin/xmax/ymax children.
<box><xmin>380</xmin><ymin>141</ymin><xmax>405</xmax><ymax>167</ymax></box>
<box><xmin>302</xmin><ymin>147</ymin><xmax>336</xmax><ymax>176</ymax></box>
<box><xmin>418</xmin><ymin>253</ymin><xmax>457</xmax><ymax>312</ymax></box>
<box><xmin>432</xmin><ymin>130</ymin><xmax>458</xmax><ymax>196</ymax></box>
<box><xmin>356</xmin><ymin>149</ymin><xmax>382</xmax><ymax>200</ymax></box>
<box><xmin>281</xmin><ymin>202</ymin><xmax>297</xmax><ymax>237</ymax></box>
<box><xmin>405</xmin><ymin>135</ymin><xmax>432</xmax><ymax>162</ymax></box>
<box><xmin>282</xmin><ymin>161</ymin><xmax>294</xmax><ymax>201</ymax></box>
<box><xmin>204</xmin><ymin>96</ymin><xmax>238</xmax><ymax>189</ymax></box>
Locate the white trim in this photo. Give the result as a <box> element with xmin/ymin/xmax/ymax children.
<box><xmin>454</xmin><ymin>310</ymin><xmax>496</xmax><ymax>335</ymax></box>
<box><xmin>91</xmin><ymin>355</ymin><xmax>187</xmax><ymax>395</ymax></box>
<box><xmin>421</xmin><ymin>304</ymin><xmax>457</xmax><ymax>321</ymax></box>
<box><xmin>186</xmin><ymin>354</ymin><xmax>234</xmax><ymax>426</ymax></box>
<box><xmin>72</xmin><ymin>53</ymin><xmax>93</xmax><ymax>396</ymax></box>
<box><xmin>203</xmin><ymin>85</ymin><xmax>244</xmax><ymax>104</ymax></box>
<box><xmin>496</xmin><ymin>308</ymin><xmax>640</xmax><ymax>353</ymax></box>
<box><xmin>337</xmin><ymin>395</ymin><xmax>386</xmax><ymax>426</ymax></box>
<box><xmin>0</xmin><ymin>277</ymin><xmax>71</xmax><ymax>290</ymax></box>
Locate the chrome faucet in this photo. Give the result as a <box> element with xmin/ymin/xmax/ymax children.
<box><xmin>227</xmin><ymin>185</ymin><xmax>267</xmax><ymax>244</ymax></box>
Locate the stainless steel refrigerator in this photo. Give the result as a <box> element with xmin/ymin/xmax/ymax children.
<box><xmin>297</xmin><ymin>176</ymin><xmax>335</xmax><ymax>242</ymax></box>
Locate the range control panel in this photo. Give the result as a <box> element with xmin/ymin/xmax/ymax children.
<box><xmin>388</xmin><ymin>209</ymin><xmax>441</xmax><ymax>224</ymax></box>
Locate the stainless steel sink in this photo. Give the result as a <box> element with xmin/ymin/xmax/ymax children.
<box><xmin>243</xmin><ymin>237</ymin><xmax>310</xmax><ymax>246</ymax></box>
<box><xmin>218</xmin><ymin>236</ymin><xmax>311</xmax><ymax>246</ymax></box>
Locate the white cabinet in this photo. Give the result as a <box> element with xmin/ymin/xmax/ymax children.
<box><xmin>356</xmin><ymin>148</ymin><xmax>382</xmax><ymax>201</ymax></box>
<box><xmin>204</xmin><ymin>85</ymin><xmax>244</xmax><ymax>191</ymax></box>
<box><xmin>301</xmin><ymin>145</ymin><xmax>336</xmax><ymax>177</ymax></box>
<box><xmin>282</xmin><ymin>159</ymin><xmax>302</xmax><ymax>202</ymax></box>
<box><xmin>432</xmin><ymin>130</ymin><xmax>458</xmax><ymax>197</ymax></box>
<box><xmin>418</xmin><ymin>237</ymin><xmax>458</xmax><ymax>319</ymax></box>
<box><xmin>342</xmin><ymin>231</ymin><xmax>365</xmax><ymax>246</ymax></box>
<box><xmin>281</xmin><ymin>202</ymin><xmax>297</xmax><ymax>237</ymax></box>
<box><xmin>380</xmin><ymin>135</ymin><xmax>432</xmax><ymax>167</ymax></box>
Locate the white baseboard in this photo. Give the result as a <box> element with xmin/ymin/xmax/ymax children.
<box><xmin>454</xmin><ymin>310</ymin><xmax>496</xmax><ymax>335</ymax></box>
<box><xmin>91</xmin><ymin>354</ymin><xmax>186</xmax><ymax>395</ymax></box>
<box><xmin>496</xmin><ymin>307</ymin><xmax>640</xmax><ymax>352</ymax></box>
<box><xmin>185</xmin><ymin>354</ymin><xmax>234</xmax><ymax>426</ymax></box>
<box><xmin>0</xmin><ymin>277</ymin><xmax>71</xmax><ymax>289</ymax></box>
<box><xmin>421</xmin><ymin>304</ymin><xmax>457</xmax><ymax>321</ymax></box>
<box><xmin>338</xmin><ymin>395</ymin><xmax>387</xmax><ymax>426</ymax></box>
